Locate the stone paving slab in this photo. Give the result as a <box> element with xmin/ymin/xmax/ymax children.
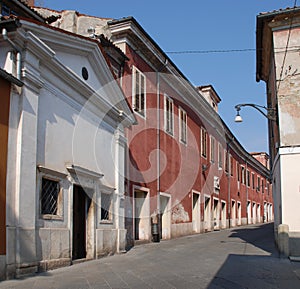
<box><xmin>1</xmin><ymin>223</ymin><xmax>300</xmax><ymax>289</ymax></box>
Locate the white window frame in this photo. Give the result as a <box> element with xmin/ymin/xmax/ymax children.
<box><xmin>257</xmin><ymin>176</ymin><xmax>261</xmax><ymax>191</ymax></box>
<box><xmin>37</xmin><ymin>166</ymin><xmax>66</xmax><ymax>221</ymax></box>
<box><xmin>100</xmin><ymin>190</ymin><xmax>113</xmax><ymax>223</ymax></box>
<box><xmin>201</xmin><ymin>127</ymin><xmax>208</xmax><ymax>158</ymax></box>
<box><xmin>241</xmin><ymin>166</ymin><xmax>245</xmax><ymax>185</ymax></box>
<box><xmin>246</xmin><ymin>169</ymin><xmax>250</xmax><ymax>187</ymax></box>
<box><xmin>252</xmin><ymin>172</ymin><xmax>255</xmax><ymax>190</ymax></box>
<box><xmin>218</xmin><ymin>142</ymin><xmax>223</xmax><ymax>169</ymax></box>
<box><xmin>132</xmin><ymin>66</ymin><xmax>146</xmax><ymax>117</ymax></box>
<box><xmin>210</xmin><ymin>136</ymin><xmax>215</xmax><ymax>163</ymax></box>
<box><xmin>179</xmin><ymin>107</ymin><xmax>187</xmax><ymax>144</ymax></box>
<box><xmin>164</xmin><ymin>94</ymin><xmax>174</xmax><ymax>135</ymax></box>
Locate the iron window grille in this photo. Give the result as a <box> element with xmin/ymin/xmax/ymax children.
<box><xmin>41</xmin><ymin>177</ymin><xmax>60</xmax><ymax>215</ymax></box>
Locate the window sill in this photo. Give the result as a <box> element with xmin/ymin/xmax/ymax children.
<box><xmin>99</xmin><ymin>220</ymin><xmax>113</xmax><ymax>225</ymax></box>
<box><xmin>40</xmin><ymin>214</ymin><xmax>63</xmax><ymax>221</ymax></box>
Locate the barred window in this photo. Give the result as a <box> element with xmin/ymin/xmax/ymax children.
<box><xmin>101</xmin><ymin>192</ymin><xmax>113</xmax><ymax>221</ymax></box>
<box><xmin>41</xmin><ymin>177</ymin><xmax>60</xmax><ymax>215</ymax></box>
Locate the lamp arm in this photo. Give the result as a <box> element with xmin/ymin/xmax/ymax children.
<box><xmin>234</xmin><ymin>103</ymin><xmax>275</xmax><ymax>120</ymax></box>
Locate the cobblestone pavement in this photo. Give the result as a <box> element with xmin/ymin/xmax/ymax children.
<box><xmin>1</xmin><ymin>223</ymin><xmax>300</xmax><ymax>289</ymax></box>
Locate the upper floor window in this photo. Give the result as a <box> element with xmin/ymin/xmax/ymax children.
<box><xmin>257</xmin><ymin>176</ymin><xmax>261</xmax><ymax>191</ymax></box>
<box><xmin>210</xmin><ymin>136</ymin><xmax>215</xmax><ymax>163</ymax></box>
<box><xmin>225</xmin><ymin>150</ymin><xmax>229</xmax><ymax>173</ymax></box>
<box><xmin>237</xmin><ymin>162</ymin><xmax>240</xmax><ymax>182</ymax></box>
<box><xmin>230</xmin><ymin>155</ymin><xmax>233</xmax><ymax>176</ymax></box>
<box><xmin>132</xmin><ymin>66</ymin><xmax>146</xmax><ymax>117</ymax></box>
<box><xmin>241</xmin><ymin>166</ymin><xmax>245</xmax><ymax>184</ymax></box>
<box><xmin>246</xmin><ymin>170</ymin><xmax>250</xmax><ymax>187</ymax></box>
<box><xmin>164</xmin><ymin>94</ymin><xmax>174</xmax><ymax>135</ymax></box>
<box><xmin>179</xmin><ymin>107</ymin><xmax>187</xmax><ymax>144</ymax></box>
<box><xmin>261</xmin><ymin>179</ymin><xmax>265</xmax><ymax>193</ymax></box>
<box><xmin>252</xmin><ymin>173</ymin><xmax>255</xmax><ymax>190</ymax></box>
<box><xmin>201</xmin><ymin>128</ymin><xmax>208</xmax><ymax>158</ymax></box>
<box><xmin>218</xmin><ymin>143</ymin><xmax>223</xmax><ymax>169</ymax></box>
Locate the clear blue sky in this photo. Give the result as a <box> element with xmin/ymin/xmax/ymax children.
<box><xmin>40</xmin><ymin>0</ymin><xmax>295</xmax><ymax>153</ymax></box>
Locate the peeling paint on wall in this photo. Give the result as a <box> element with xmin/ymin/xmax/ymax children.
<box><xmin>171</xmin><ymin>200</ymin><xmax>190</xmax><ymax>224</ymax></box>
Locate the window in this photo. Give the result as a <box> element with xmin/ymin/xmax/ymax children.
<box><xmin>241</xmin><ymin>166</ymin><xmax>245</xmax><ymax>184</ymax></box>
<box><xmin>218</xmin><ymin>143</ymin><xmax>223</xmax><ymax>169</ymax></box>
<box><xmin>41</xmin><ymin>177</ymin><xmax>61</xmax><ymax>215</ymax></box>
<box><xmin>201</xmin><ymin>128</ymin><xmax>208</xmax><ymax>158</ymax></box>
<box><xmin>132</xmin><ymin>66</ymin><xmax>146</xmax><ymax>116</ymax></box>
<box><xmin>230</xmin><ymin>155</ymin><xmax>233</xmax><ymax>176</ymax></box>
<box><xmin>210</xmin><ymin>136</ymin><xmax>215</xmax><ymax>163</ymax></box>
<box><xmin>257</xmin><ymin>176</ymin><xmax>261</xmax><ymax>191</ymax></box>
<box><xmin>225</xmin><ymin>151</ymin><xmax>229</xmax><ymax>173</ymax></box>
<box><xmin>179</xmin><ymin>107</ymin><xmax>187</xmax><ymax>143</ymax></box>
<box><xmin>164</xmin><ymin>94</ymin><xmax>174</xmax><ymax>135</ymax></box>
<box><xmin>101</xmin><ymin>192</ymin><xmax>113</xmax><ymax>221</ymax></box>
<box><xmin>262</xmin><ymin>179</ymin><xmax>264</xmax><ymax>193</ymax></box>
<box><xmin>252</xmin><ymin>173</ymin><xmax>255</xmax><ymax>190</ymax></box>
<box><xmin>237</xmin><ymin>163</ymin><xmax>240</xmax><ymax>182</ymax></box>
<box><xmin>246</xmin><ymin>170</ymin><xmax>250</xmax><ymax>187</ymax></box>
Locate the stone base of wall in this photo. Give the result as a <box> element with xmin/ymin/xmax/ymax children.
<box><xmin>241</xmin><ymin>218</ymin><xmax>248</xmax><ymax>226</ymax></box>
<box><xmin>289</xmin><ymin>231</ymin><xmax>300</xmax><ymax>257</ymax></box>
<box><xmin>0</xmin><ymin>255</ymin><xmax>5</xmax><ymax>281</ymax></box>
<box><xmin>171</xmin><ymin>223</ymin><xmax>193</xmax><ymax>238</ymax></box>
<box><xmin>16</xmin><ymin>262</ymin><xmax>39</xmax><ymax>278</ymax></box>
<box><xmin>96</xmin><ymin>229</ymin><xmax>127</xmax><ymax>257</ymax></box>
<box><xmin>39</xmin><ymin>258</ymin><xmax>71</xmax><ymax>272</ymax></box>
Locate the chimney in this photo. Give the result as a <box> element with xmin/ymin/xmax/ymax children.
<box><xmin>25</xmin><ymin>0</ymin><xmax>35</xmax><ymax>7</ymax></box>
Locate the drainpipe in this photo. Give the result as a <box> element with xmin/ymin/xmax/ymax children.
<box><xmin>245</xmin><ymin>159</ymin><xmax>249</xmax><ymax>224</ymax></box>
<box><xmin>227</xmin><ymin>137</ymin><xmax>234</xmax><ymax>228</ymax></box>
<box><xmin>156</xmin><ymin>59</ymin><xmax>168</xmax><ymax>239</ymax></box>
<box><xmin>2</xmin><ymin>28</ymin><xmax>22</xmax><ymax>80</ymax></box>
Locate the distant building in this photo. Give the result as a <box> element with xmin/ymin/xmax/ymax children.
<box><xmin>256</xmin><ymin>6</ymin><xmax>300</xmax><ymax>257</ymax></box>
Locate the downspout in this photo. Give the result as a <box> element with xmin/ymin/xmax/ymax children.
<box><xmin>245</xmin><ymin>158</ymin><xmax>249</xmax><ymax>224</ymax></box>
<box><xmin>2</xmin><ymin>28</ymin><xmax>22</xmax><ymax>80</ymax></box>
<box><xmin>227</xmin><ymin>137</ymin><xmax>234</xmax><ymax>228</ymax></box>
<box><xmin>156</xmin><ymin>59</ymin><xmax>168</xmax><ymax>239</ymax></box>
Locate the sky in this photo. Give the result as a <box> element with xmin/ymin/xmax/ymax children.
<box><xmin>39</xmin><ymin>0</ymin><xmax>296</xmax><ymax>153</ymax></box>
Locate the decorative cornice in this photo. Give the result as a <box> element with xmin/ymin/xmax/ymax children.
<box><xmin>66</xmin><ymin>165</ymin><xmax>104</xmax><ymax>180</ymax></box>
<box><xmin>37</xmin><ymin>165</ymin><xmax>68</xmax><ymax>179</ymax></box>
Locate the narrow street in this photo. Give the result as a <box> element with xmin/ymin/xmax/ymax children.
<box><xmin>1</xmin><ymin>223</ymin><xmax>300</xmax><ymax>289</ymax></box>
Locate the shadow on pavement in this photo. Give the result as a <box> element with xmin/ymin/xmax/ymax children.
<box><xmin>206</xmin><ymin>253</ymin><xmax>300</xmax><ymax>289</ymax></box>
<box><xmin>227</xmin><ymin>223</ymin><xmax>278</xmax><ymax>256</ymax></box>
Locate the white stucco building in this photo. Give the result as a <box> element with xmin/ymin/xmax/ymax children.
<box><xmin>0</xmin><ymin>16</ymin><xmax>135</xmax><ymax>279</ymax></box>
<box><xmin>256</xmin><ymin>7</ymin><xmax>300</xmax><ymax>257</ymax></box>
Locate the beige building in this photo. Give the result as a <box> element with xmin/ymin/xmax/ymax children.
<box><xmin>256</xmin><ymin>6</ymin><xmax>300</xmax><ymax>258</ymax></box>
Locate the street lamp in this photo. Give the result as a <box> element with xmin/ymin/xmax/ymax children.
<box><xmin>234</xmin><ymin>103</ymin><xmax>277</xmax><ymax>122</ymax></box>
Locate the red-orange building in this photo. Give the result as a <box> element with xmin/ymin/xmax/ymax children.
<box><xmin>104</xmin><ymin>17</ymin><xmax>274</xmax><ymax>246</ymax></box>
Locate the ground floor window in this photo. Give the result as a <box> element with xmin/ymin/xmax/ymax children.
<box><xmin>41</xmin><ymin>177</ymin><xmax>61</xmax><ymax>216</ymax></box>
<box><xmin>101</xmin><ymin>192</ymin><xmax>113</xmax><ymax>221</ymax></box>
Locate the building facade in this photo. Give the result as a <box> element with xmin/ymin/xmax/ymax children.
<box><xmin>0</xmin><ymin>11</ymin><xmax>134</xmax><ymax>279</ymax></box>
<box><xmin>256</xmin><ymin>7</ymin><xmax>300</xmax><ymax>257</ymax></box>
<box><xmin>36</xmin><ymin>8</ymin><xmax>274</xmax><ymax>246</ymax></box>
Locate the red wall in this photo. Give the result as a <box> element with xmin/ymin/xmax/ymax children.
<box><xmin>0</xmin><ymin>77</ymin><xmax>11</xmax><ymax>255</ymax></box>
